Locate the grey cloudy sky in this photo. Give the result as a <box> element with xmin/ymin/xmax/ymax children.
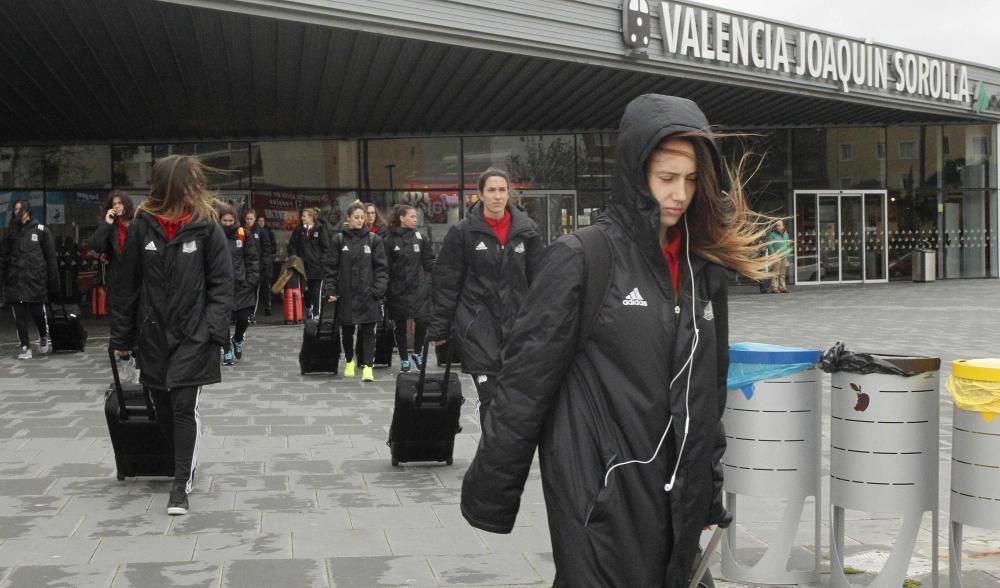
<box><xmin>698</xmin><ymin>0</ymin><xmax>1000</xmax><ymax>68</ymax></box>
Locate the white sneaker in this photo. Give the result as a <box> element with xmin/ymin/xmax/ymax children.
<box><xmin>38</xmin><ymin>339</ymin><xmax>51</xmax><ymax>354</ymax></box>
<box><xmin>17</xmin><ymin>346</ymin><xmax>32</xmax><ymax>360</ymax></box>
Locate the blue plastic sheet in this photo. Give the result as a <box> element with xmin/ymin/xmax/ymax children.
<box><xmin>727</xmin><ymin>342</ymin><xmax>822</xmax><ymax>400</ymax></box>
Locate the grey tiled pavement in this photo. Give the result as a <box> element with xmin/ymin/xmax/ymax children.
<box><xmin>0</xmin><ymin>279</ymin><xmax>998</xmax><ymax>587</ymax></box>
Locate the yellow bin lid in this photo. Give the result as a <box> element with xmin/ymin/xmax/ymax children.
<box><xmin>952</xmin><ymin>358</ymin><xmax>1000</xmax><ymax>382</ymax></box>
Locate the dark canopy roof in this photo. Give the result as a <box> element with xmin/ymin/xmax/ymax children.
<box><xmin>0</xmin><ymin>0</ymin><xmax>989</xmax><ymax>143</ymax></box>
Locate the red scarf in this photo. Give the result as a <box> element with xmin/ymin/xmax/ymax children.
<box><xmin>661</xmin><ymin>228</ymin><xmax>682</xmax><ymax>295</ymax></box>
<box><xmin>155</xmin><ymin>212</ymin><xmax>192</xmax><ymax>242</ymax></box>
<box><xmin>369</xmin><ymin>225</ymin><xmax>380</xmax><ymax>234</ymax></box>
<box><xmin>483</xmin><ymin>209</ymin><xmax>511</xmax><ymax>246</ymax></box>
<box><xmin>116</xmin><ymin>220</ymin><xmax>128</xmax><ymax>253</ymax></box>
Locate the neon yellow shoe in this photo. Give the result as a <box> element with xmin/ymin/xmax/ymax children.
<box><xmin>362</xmin><ymin>366</ymin><xmax>374</xmax><ymax>382</ymax></box>
<box><xmin>343</xmin><ymin>360</ymin><xmax>356</xmax><ymax>377</ymax></box>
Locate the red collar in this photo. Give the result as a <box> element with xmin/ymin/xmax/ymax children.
<box><xmin>483</xmin><ymin>209</ymin><xmax>511</xmax><ymax>246</ymax></box>
<box><xmin>661</xmin><ymin>228</ymin><xmax>682</xmax><ymax>294</ymax></box>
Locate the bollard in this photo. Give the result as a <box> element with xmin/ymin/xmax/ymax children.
<box><xmin>947</xmin><ymin>358</ymin><xmax>1000</xmax><ymax>588</ymax></box>
<box><xmin>828</xmin><ymin>354</ymin><xmax>940</xmax><ymax>588</ymax></box>
<box><xmin>720</xmin><ymin>343</ymin><xmax>823</xmax><ymax>585</ymax></box>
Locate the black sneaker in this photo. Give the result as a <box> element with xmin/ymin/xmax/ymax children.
<box><xmin>167</xmin><ymin>486</ymin><xmax>189</xmax><ymax>515</ymax></box>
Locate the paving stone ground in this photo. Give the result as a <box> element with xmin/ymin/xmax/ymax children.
<box><xmin>0</xmin><ymin>279</ymin><xmax>998</xmax><ymax>587</ymax></box>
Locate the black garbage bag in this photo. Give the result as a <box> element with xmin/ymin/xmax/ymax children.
<box><xmin>819</xmin><ymin>342</ymin><xmax>927</xmax><ymax>376</ymax></box>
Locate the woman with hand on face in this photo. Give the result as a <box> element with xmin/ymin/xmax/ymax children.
<box><xmin>383</xmin><ymin>204</ymin><xmax>436</xmax><ymax>372</ymax></box>
<box><xmin>88</xmin><ymin>191</ymin><xmax>135</xmax><ymax>282</ymax></box>
<box><xmin>218</xmin><ymin>204</ymin><xmax>260</xmax><ymax>365</ymax></box>
<box><xmin>425</xmin><ymin>168</ymin><xmax>543</xmax><ymax>425</ymax></box>
<box><xmin>325</xmin><ymin>201</ymin><xmax>388</xmax><ymax>382</ymax></box>
<box><xmin>459</xmin><ymin>95</ymin><xmax>779</xmax><ymax>587</ymax></box>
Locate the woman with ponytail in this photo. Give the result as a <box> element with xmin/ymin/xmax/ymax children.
<box><xmin>383</xmin><ymin>204</ymin><xmax>435</xmax><ymax>372</ymax></box>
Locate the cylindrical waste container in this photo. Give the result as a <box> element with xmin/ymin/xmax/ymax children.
<box><xmin>947</xmin><ymin>358</ymin><xmax>1000</xmax><ymax>588</ymax></box>
<box><xmin>821</xmin><ymin>344</ymin><xmax>941</xmax><ymax>588</ymax></box>
<box><xmin>720</xmin><ymin>342</ymin><xmax>823</xmax><ymax>585</ymax></box>
<box><xmin>912</xmin><ymin>249</ymin><xmax>936</xmax><ymax>282</ymax></box>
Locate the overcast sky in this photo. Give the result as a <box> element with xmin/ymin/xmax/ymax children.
<box><xmin>698</xmin><ymin>0</ymin><xmax>1000</xmax><ymax>68</ymax></box>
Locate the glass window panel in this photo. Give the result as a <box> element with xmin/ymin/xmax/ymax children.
<box><xmin>886</xmin><ymin>127</ymin><xmax>921</xmax><ymax>193</ymax></box>
<box><xmin>463</xmin><ymin>135</ymin><xmax>575</xmax><ymax>191</ymax></box>
<box><xmin>112</xmin><ymin>145</ymin><xmax>153</xmax><ymax>188</ymax></box>
<box><xmin>791</xmin><ymin>129</ymin><xmax>828</xmax><ymax>189</ymax></box>
<box><xmin>576</xmin><ymin>133</ymin><xmax>615</xmax><ymax>191</ymax></box>
<box><xmin>940</xmin><ymin>124</ymin><xmax>993</xmax><ymax>189</ymax></box>
<box><xmin>366</xmin><ymin>137</ymin><xmax>460</xmax><ymax>191</ymax></box>
<box><xmin>0</xmin><ymin>147</ymin><xmax>45</xmax><ymax>188</ymax></box>
<box><xmin>43</xmin><ymin>145</ymin><xmax>111</xmax><ymax>189</ymax></box>
<box><xmin>252</xmin><ymin>140</ymin><xmax>358</xmax><ymax>189</ymax></box>
<box><xmin>794</xmin><ymin>193</ymin><xmax>819</xmax><ymax>282</ymax></box>
<box><xmin>864</xmin><ymin>193</ymin><xmax>887</xmax><ymax>280</ymax></box>
<box><xmin>833</xmin><ymin>127</ymin><xmax>885</xmax><ymax>189</ymax></box>
<box><xmin>922</xmin><ymin>126</ymin><xmax>943</xmax><ymax>188</ymax></box>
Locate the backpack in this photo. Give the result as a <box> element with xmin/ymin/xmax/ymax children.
<box><xmin>572</xmin><ymin>225</ymin><xmax>613</xmax><ymax>348</ymax></box>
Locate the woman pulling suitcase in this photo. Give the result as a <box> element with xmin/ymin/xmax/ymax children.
<box><xmin>218</xmin><ymin>203</ymin><xmax>260</xmax><ymax>365</ymax></box>
<box><xmin>325</xmin><ymin>201</ymin><xmax>388</xmax><ymax>382</ymax></box>
<box><xmin>110</xmin><ymin>154</ymin><xmax>233</xmax><ymax>516</ymax></box>
<box><xmin>383</xmin><ymin>204</ymin><xmax>436</xmax><ymax>372</ymax></box>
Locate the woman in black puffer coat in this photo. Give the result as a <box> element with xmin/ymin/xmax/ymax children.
<box><xmin>218</xmin><ymin>203</ymin><xmax>260</xmax><ymax>365</ymax></box>
<box><xmin>383</xmin><ymin>204</ymin><xmax>436</xmax><ymax>372</ymax></box>
<box><xmin>324</xmin><ymin>201</ymin><xmax>388</xmax><ymax>382</ymax></box>
<box><xmin>459</xmin><ymin>95</ymin><xmax>781</xmax><ymax>587</ymax></box>
<box><xmin>286</xmin><ymin>207</ymin><xmax>330</xmax><ymax>316</ymax></box>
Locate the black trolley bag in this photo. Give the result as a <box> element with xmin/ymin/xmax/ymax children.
<box><xmin>299</xmin><ymin>298</ymin><xmax>341</xmax><ymax>375</ymax></box>
<box><xmin>387</xmin><ymin>339</ymin><xmax>464</xmax><ymax>466</ymax></box>
<box><xmin>373</xmin><ymin>315</ymin><xmax>395</xmax><ymax>367</ymax></box>
<box><xmin>104</xmin><ymin>349</ymin><xmax>174</xmax><ymax>480</ymax></box>
<box><xmin>49</xmin><ymin>302</ymin><xmax>88</xmax><ymax>352</ymax></box>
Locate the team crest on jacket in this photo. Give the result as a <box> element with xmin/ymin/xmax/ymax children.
<box><xmin>622</xmin><ymin>287</ymin><xmax>647</xmax><ymax>306</ymax></box>
<box><xmin>363</xmin><ymin>245</ymin><xmax>371</xmax><ymax>254</ymax></box>
<box><xmin>31</xmin><ymin>233</ymin><xmax>38</xmax><ymax>242</ymax></box>
<box><xmin>413</xmin><ymin>244</ymin><xmax>420</xmax><ymax>252</ymax></box>
<box><xmin>703</xmin><ymin>301</ymin><xmax>714</xmax><ymax>321</ymax></box>
<box><xmin>182</xmin><ymin>241</ymin><xmax>197</xmax><ymax>254</ymax></box>
<box><xmin>235</xmin><ymin>239</ymin><xmax>243</xmax><ymax>248</ymax></box>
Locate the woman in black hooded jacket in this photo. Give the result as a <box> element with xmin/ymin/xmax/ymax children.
<box><xmin>324</xmin><ymin>201</ymin><xmax>388</xmax><ymax>382</ymax></box>
<box><xmin>286</xmin><ymin>207</ymin><xmax>329</xmax><ymax>316</ymax></box>
<box><xmin>459</xmin><ymin>95</ymin><xmax>778</xmax><ymax>587</ymax></box>
<box><xmin>383</xmin><ymin>204</ymin><xmax>436</xmax><ymax>372</ymax></box>
<box><xmin>426</xmin><ymin>168</ymin><xmax>543</xmax><ymax>422</ymax></box>
<box><xmin>218</xmin><ymin>203</ymin><xmax>260</xmax><ymax>365</ymax></box>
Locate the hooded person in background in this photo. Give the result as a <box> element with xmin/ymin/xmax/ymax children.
<box><xmin>219</xmin><ymin>203</ymin><xmax>260</xmax><ymax>365</ymax></box>
<box><xmin>1</xmin><ymin>199</ymin><xmax>59</xmax><ymax>359</ymax></box>
<box><xmin>426</xmin><ymin>167</ymin><xmax>543</xmax><ymax>425</ymax></box>
<box><xmin>254</xmin><ymin>213</ymin><xmax>277</xmax><ymax>315</ymax></box>
<box><xmin>110</xmin><ymin>154</ymin><xmax>233</xmax><ymax>517</ymax></box>
<box><xmin>286</xmin><ymin>207</ymin><xmax>330</xmax><ymax>317</ymax></box>
<box><xmin>459</xmin><ymin>94</ymin><xmax>779</xmax><ymax>587</ymax></box>
<box><xmin>243</xmin><ymin>208</ymin><xmax>270</xmax><ymax>321</ymax></box>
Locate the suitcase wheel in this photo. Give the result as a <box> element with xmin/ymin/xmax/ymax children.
<box><xmin>445</xmin><ymin>457</ymin><xmax>453</xmax><ymax>466</ymax></box>
<box><xmin>117</xmin><ymin>472</ymin><xmax>126</xmax><ymax>481</ymax></box>
<box><xmin>391</xmin><ymin>457</ymin><xmax>400</xmax><ymax>467</ymax></box>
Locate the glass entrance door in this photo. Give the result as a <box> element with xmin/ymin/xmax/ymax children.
<box><xmin>794</xmin><ymin>191</ymin><xmax>888</xmax><ymax>284</ymax></box>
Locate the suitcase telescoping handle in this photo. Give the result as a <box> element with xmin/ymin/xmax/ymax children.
<box><xmin>108</xmin><ymin>348</ymin><xmax>154</xmax><ymax>421</ymax></box>
<box><xmin>415</xmin><ymin>338</ymin><xmax>453</xmax><ymax>407</ymax></box>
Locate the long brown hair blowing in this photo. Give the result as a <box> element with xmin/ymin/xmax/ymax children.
<box><xmin>668</xmin><ymin>131</ymin><xmax>783</xmax><ymax>281</ymax></box>
<box><xmin>138</xmin><ymin>155</ymin><xmax>218</xmax><ymax>222</ymax></box>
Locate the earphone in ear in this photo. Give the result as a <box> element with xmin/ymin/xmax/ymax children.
<box><xmin>603</xmin><ymin>215</ymin><xmax>699</xmax><ymax>492</ymax></box>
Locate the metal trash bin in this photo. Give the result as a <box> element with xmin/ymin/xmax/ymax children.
<box><xmin>720</xmin><ymin>343</ymin><xmax>823</xmax><ymax>585</ymax></box>
<box><xmin>947</xmin><ymin>358</ymin><xmax>1000</xmax><ymax>588</ymax></box>
<box><xmin>912</xmin><ymin>248</ymin><xmax>936</xmax><ymax>282</ymax></box>
<box><xmin>824</xmin><ymin>350</ymin><xmax>941</xmax><ymax>588</ymax></box>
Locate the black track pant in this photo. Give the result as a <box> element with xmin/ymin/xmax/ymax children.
<box><xmin>393</xmin><ymin>319</ymin><xmax>427</xmax><ymax>361</ymax></box>
<box><xmin>151</xmin><ymin>386</ymin><xmax>201</xmax><ymax>494</ymax></box>
<box><xmin>342</xmin><ymin>323</ymin><xmax>376</xmax><ymax>367</ymax></box>
<box><xmin>305</xmin><ymin>279</ymin><xmax>323</xmax><ymax>317</ymax></box>
<box><xmin>224</xmin><ymin>307</ymin><xmax>252</xmax><ymax>350</ymax></box>
<box><xmin>472</xmin><ymin>374</ymin><xmax>496</xmax><ymax>429</ymax></box>
<box><xmin>10</xmin><ymin>302</ymin><xmax>48</xmax><ymax>348</ymax></box>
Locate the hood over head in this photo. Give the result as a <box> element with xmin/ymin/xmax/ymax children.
<box><xmin>607</xmin><ymin>94</ymin><xmax>725</xmax><ymax>255</ymax></box>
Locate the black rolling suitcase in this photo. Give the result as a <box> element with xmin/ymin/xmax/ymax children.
<box><xmin>299</xmin><ymin>300</ymin><xmax>340</xmax><ymax>375</ymax></box>
<box><xmin>387</xmin><ymin>340</ymin><xmax>464</xmax><ymax>466</ymax></box>
<box><xmin>373</xmin><ymin>318</ymin><xmax>394</xmax><ymax>367</ymax></box>
<box><xmin>49</xmin><ymin>303</ymin><xmax>88</xmax><ymax>352</ymax></box>
<box><xmin>104</xmin><ymin>349</ymin><xmax>174</xmax><ymax>480</ymax></box>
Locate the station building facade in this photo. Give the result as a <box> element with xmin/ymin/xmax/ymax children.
<box><xmin>1</xmin><ymin>0</ymin><xmax>998</xmax><ymax>284</ymax></box>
